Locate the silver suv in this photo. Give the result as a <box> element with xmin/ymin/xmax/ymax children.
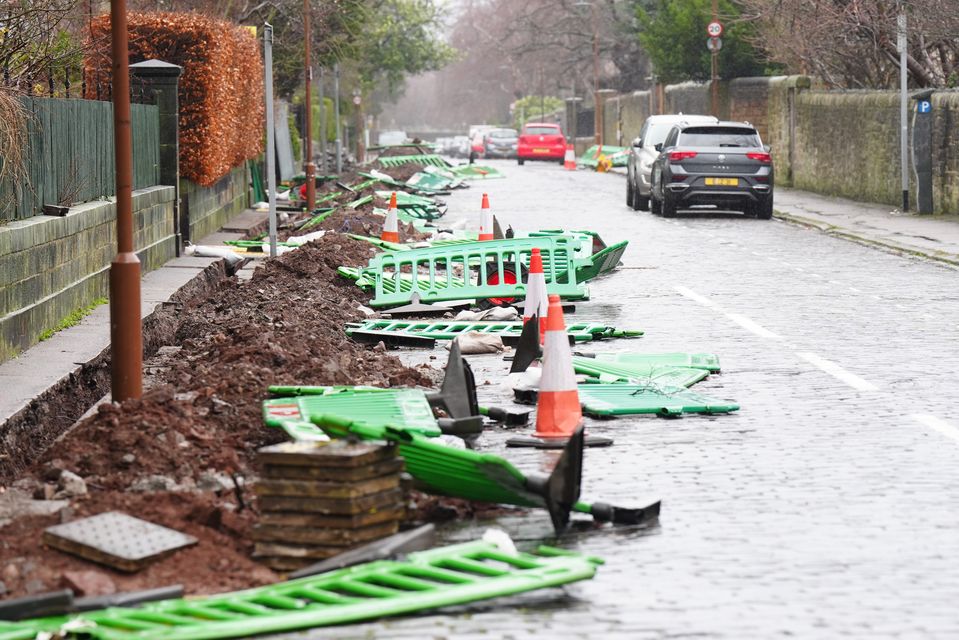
<box><xmin>627</xmin><ymin>114</ymin><xmax>717</xmax><ymax>211</ymax></box>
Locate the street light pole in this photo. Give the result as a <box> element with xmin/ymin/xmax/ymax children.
<box><xmin>302</xmin><ymin>0</ymin><xmax>316</xmax><ymax>210</ymax></box>
<box><xmin>263</xmin><ymin>23</ymin><xmax>278</xmax><ymax>258</ymax></box>
<box><xmin>898</xmin><ymin>2</ymin><xmax>909</xmax><ymax>212</ymax></box>
<box><xmin>109</xmin><ymin>0</ymin><xmax>143</xmax><ymax>401</ymax></box>
<box><xmin>591</xmin><ymin>3</ymin><xmax>600</xmax><ymax>145</ymax></box>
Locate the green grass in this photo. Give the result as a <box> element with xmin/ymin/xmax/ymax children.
<box><xmin>38</xmin><ymin>297</ymin><xmax>108</xmax><ymax>342</ymax></box>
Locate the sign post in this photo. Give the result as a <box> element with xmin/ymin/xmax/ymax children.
<box><xmin>912</xmin><ymin>92</ymin><xmax>934</xmax><ymax>214</ymax></box>
<box><xmin>263</xmin><ymin>23</ymin><xmax>278</xmax><ymax>258</ymax></box>
<box><xmin>707</xmin><ymin>13</ymin><xmax>722</xmax><ymax>117</ymax></box>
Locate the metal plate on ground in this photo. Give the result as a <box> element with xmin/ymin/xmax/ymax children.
<box><xmin>43</xmin><ymin>512</ymin><xmax>198</xmax><ymax>572</ymax></box>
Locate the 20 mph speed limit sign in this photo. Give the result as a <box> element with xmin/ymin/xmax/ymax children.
<box><xmin>707</xmin><ymin>21</ymin><xmax>723</xmax><ymax>37</ymax></box>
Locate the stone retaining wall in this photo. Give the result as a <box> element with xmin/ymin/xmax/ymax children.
<box><xmin>0</xmin><ymin>186</ymin><xmax>176</xmax><ymax>361</ymax></box>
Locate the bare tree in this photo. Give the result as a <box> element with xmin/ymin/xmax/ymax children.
<box><xmin>0</xmin><ymin>0</ymin><xmax>89</xmax><ymax>91</ymax></box>
<box><xmin>739</xmin><ymin>0</ymin><xmax>959</xmax><ymax>88</ymax></box>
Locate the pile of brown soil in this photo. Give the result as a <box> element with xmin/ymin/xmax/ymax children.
<box><xmin>0</xmin><ymin>233</ymin><xmax>435</xmax><ymax>598</ymax></box>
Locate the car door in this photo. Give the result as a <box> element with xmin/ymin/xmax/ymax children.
<box><xmin>651</xmin><ymin>127</ymin><xmax>679</xmax><ymax>199</ymax></box>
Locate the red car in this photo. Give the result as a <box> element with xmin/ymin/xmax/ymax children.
<box><xmin>516</xmin><ymin>123</ymin><xmax>566</xmax><ymax>165</ymax></box>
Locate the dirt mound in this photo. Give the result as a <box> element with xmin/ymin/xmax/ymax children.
<box><xmin>1</xmin><ymin>232</ymin><xmax>436</xmax><ymax>599</ymax></box>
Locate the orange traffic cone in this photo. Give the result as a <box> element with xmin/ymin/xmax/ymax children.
<box><xmin>523</xmin><ymin>248</ymin><xmax>549</xmax><ymax>342</ymax></box>
<box><xmin>507</xmin><ymin>294</ymin><xmax>612</xmax><ymax>449</ymax></box>
<box><xmin>382</xmin><ymin>192</ymin><xmax>399</xmax><ymax>243</ymax></box>
<box><xmin>478</xmin><ymin>193</ymin><xmax>494</xmax><ymax>241</ymax></box>
<box><xmin>563</xmin><ymin>144</ymin><xmax>576</xmax><ymax>170</ymax></box>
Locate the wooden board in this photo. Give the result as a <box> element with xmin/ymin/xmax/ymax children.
<box><xmin>254</xmin><ymin>475</ymin><xmax>400</xmax><ymax>499</ymax></box>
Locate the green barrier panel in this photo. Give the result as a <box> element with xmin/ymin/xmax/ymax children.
<box><xmin>7</xmin><ymin>541</ymin><xmax>600</xmax><ymax>640</ymax></box>
<box><xmin>448</xmin><ymin>165</ymin><xmax>505</xmax><ymax>180</ymax></box>
<box><xmin>574</xmin><ymin>240</ymin><xmax>628</xmax><ymax>282</ymax></box>
<box><xmin>346</xmin><ymin>320</ymin><xmax>642</xmax><ymax>343</ymax></box>
<box><xmin>591</xmin><ymin>352</ymin><xmax>721</xmax><ymax>372</ymax></box>
<box><xmin>365</xmin><ymin>236</ymin><xmax>589</xmax><ymax>308</ymax></box>
<box><xmin>406</xmin><ymin>172</ymin><xmax>453</xmax><ymax>191</ymax></box>
<box><xmin>299</xmin><ymin>207</ymin><xmax>338</xmax><ymax>232</ymax></box>
<box><xmin>263</xmin><ymin>387</ymin><xmax>442</xmax><ymax>438</ymax></box>
<box><xmin>577</xmin><ymin>384</ymin><xmax>739</xmax><ymax>417</ymax></box>
<box><xmin>572</xmin><ymin>356</ymin><xmax>708</xmax><ymax>384</ymax></box>
<box><xmin>373</xmin><ymin>205</ymin><xmax>444</xmax><ymax>222</ymax></box>
<box><xmin>345</xmin><ymin>235</ymin><xmax>407</xmax><ymax>252</ymax></box>
<box><xmin>378</xmin><ymin>154</ymin><xmax>451</xmax><ymax>168</ymax></box>
<box><xmin>347</xmin><ymin>195</ymin><xmax>374</xmax><ymax>209</ymax></box>
<box><xmin>373</xmin><ymin>191</ymin><xmax>438</xmax><ymax>208</ymax></box>
<box><xmin>0</xmin><ymin>621</ymin><xmax>36</xmax><ymax>640</ymax></box>
<box><xmin>576</xmin><ymin>145</ymin><xmax>629</xmax><ymax>168</ymax></box>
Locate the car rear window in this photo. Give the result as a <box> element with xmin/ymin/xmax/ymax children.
<box><xmin>523</xmin><ymin>126</ymin><xmax>560</xmax><ymax>135</ymax></box>
<box><xmin>489</xmin><ymin>130</ymin><xmax>517</xmax><ymax>139</ymax></box>
<box><xmin>678</xmin><ymin>127</ymin><xmax>760</xmax><ymax>147</ymax></box>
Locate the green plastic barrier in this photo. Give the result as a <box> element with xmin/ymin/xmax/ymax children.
<box><xmin>448</xmin><ymin>165</ymin><xmax>505</xmax><ymax>180</ymax></box>
<box><xmin>576</xmin><ymin>145</ymin><xmax>629</xmax><ymax>168</ymax></box>
<box><xmin>378</xmin><ymin>154</ymin><xmax>451</xmax><ymax>168</ymax></box>
<box><xmin>346</xmin><ymin>320</ymin><xmax>642</xmax><ymax>343</ymax></box>
<box><xmin>364</xmin><ymin>236</ymin><xmax>589</xmax><ymax>308</ymax></box>
<box><xmin>263</xmin><ymin>387</ymin><xmax>442</xmax><ymax>439</ymax></box>
<box><xmin>4</xmin><ymin>541</ymin><xmax>599</xmax><ymax>640</ymax></box>
<box><xmin>572</xmin><ymin>354</ymin><xmax>717</xmax><ymax>384</ymax></box>
<box><xmin>577</xmin><ymin>384</ymin><xmax>739</xmax><ymax>416</ymax></box>
<box><xmin>373</xmin><ymin>191</ymin><xmax>439</xmax><ymax>208</ymax></box>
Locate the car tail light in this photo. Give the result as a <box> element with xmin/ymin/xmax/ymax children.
<box><xmin>746</xmin><ymin>152</ymin><xmax>772</xmax><ymax>163</ymax></box>
<box><xmin>670</xmin><ymin>174</ymin><xmax>687</xmax><ymax>182</ymax></box>
<box><xmin>668</xmin><ymin>151</ymin><xmax>697</xmax><ymax>161</ymax></box>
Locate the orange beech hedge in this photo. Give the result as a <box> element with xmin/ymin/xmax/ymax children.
<box><xmin>85</xmin><ymin>13</ymin><xmax>265</xmax><ymax>187</ymax></box>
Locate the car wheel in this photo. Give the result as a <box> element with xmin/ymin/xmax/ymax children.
<box><xmin>635</xmin><ymin>194</ymin><xmax>650</xmax><ymax>212</ymax></box>
<box><xmin>754</xmin><ymin>197</ymin><xmax>773</xmax><ymax>220</ymax></box>
<box><xmin>517</xmin><ymin>158</ymin><xmax>525</xmax><ymax>166</ymax></box>
<box><xmin>626</xmin><ymin>179</ymin><xmax>634</xmax><ymax>207</ymax></box>
<box><xmin>661</xmin><ymin>193</ymin><xmax>677</xmax><ymax>217</ymax></box>
<box><xmin>650</xmin><ymin>194</ymin><xmax>662</xmax><ymax>215</ymax></box>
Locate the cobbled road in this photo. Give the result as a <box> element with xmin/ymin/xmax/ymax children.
<box><xmin>299</xmin><ymin>159</ymin><xmax>959</xmax><ymax>639</ymax></box>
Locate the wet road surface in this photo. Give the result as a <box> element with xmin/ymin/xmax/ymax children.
<box><xmin>299</xmin><ymin>159</ymin><xmax>959</xmax><ymax>639</ymax></box>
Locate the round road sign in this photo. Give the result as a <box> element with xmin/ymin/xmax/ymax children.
<box><xmin>707</xmin><ymin>37</ymin><xmax>723</xmax><ymax>52</ymax></box>
<box><xmin>707</xmin><ymin>21</ymin><xmax>724</xmax><ymax>37</ymax></box>
<box><xmin>352</xmin><ymin>95</ymin><xmax>362</xmax><ymax>106</ymax></box>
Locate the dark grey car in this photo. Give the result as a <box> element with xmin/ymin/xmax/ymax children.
<box><xmin>649</xmin><ymin>122</ymin><xmax>774</xmax><ymax>219</ymax></box>
<box><xmin>484</xmin><ymin>128</ymin><xmax>518</xmax><ymax>158</ymax></box>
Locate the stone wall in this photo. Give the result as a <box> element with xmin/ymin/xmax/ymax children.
<box><xmin>181</xmin><ymin>163</ymin><xmax>249</xmax><ymax>243</ymax></box>
<box><xmin>0</xmin><ymin>186</ymin><xmax>176</xmax><ymax>361</ymax></box>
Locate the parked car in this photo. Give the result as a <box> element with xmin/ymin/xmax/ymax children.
<box><xmin>451</xmin><ymin>135</ymin><xmax>470</xmax><ymax>158</ymax></box>
<box><xmin>484</xmin><ymin>128</ymin><xmax>519</xmax><ymax>158</ymax></box>
<box><xmin>649</xmin><ymin>121</ymin><xmax>774</xmax><ymax>219</ymax></box>
<box><xmin>516</xmin><ymin>123</ymin><xmax>566</xmax><ymax>165</ymax></box>
<box><xmin>627</xmin><ymin>114</ymin><xmax>717</xmax><ymax>211</ymax></box>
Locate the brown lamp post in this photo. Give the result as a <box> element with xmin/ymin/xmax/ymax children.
<box><xmin>109</xmin><ymin>0</ymin><xmax>143</xmax><ymax>402</ymax></box>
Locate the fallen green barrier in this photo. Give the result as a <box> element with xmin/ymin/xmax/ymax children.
<box><xmin>515</xmin><ymin>384</ymin><xmax>739</xmax><ymax>417</ymax></box>
<box><xmin>314</xmin><ymin>416</ymin><xmax>660</xmax><ymax>532</ymax></box>
<box><xmin>577</xmin><ymin>145</ymin><xmax>629</xmax><ymax>168</ymax></box>
<box><xmin>345</xmin><ymin>319</ymin><xmax>642</xmax><ymax>347</ymax></box>
<box><xmin>2</xmin><ymin>541</ymin><xmax>601</xmax><ymax>640</ymax></box>
<box><xmin>571</xmin><ymin>354</ymin><xmax>717</xmax><ymax>384</ymax></box>
<box><xmin>448</xmin><ymin>165</ymin><xmax>504</xmax><ymax>180</ymax></box>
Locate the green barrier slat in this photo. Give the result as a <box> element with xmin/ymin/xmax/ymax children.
<box><xmin>345</xmin><ymin>235</ymin><xmax>407</xmax><ymax>252</ymax></box>
<box><xmin>374</xmin><ymin>191</ymin><xmax>438</xmax><ymax>207</ymax></box>
<box><xmin>345</xmin><ymin>320</ymin><xmax>641</xmax><ymax>342</ymax></box>
<box><xmin>405</xmin><ymin>172</ymin><xmax>457</xmax><ymax>191</ymax></box>
<box><xmin>577</xmin><ymin>384</ymin><xmax>739</xmax><ymax>417</ymax></box>
<box><xmin>16</xmin><ymin>541</ymin><xmax>598</xmax><ymax>640</ymax></box>
<box><xmin>299</xmin><ymin>207</ymin><xmax>337</xmax><ymax>231</ymax></box>
<box><xmin>347</xmin><ymin>194</ymin><xmax>374</xmax><ymax>209</ymax></box>
<box><xmin>365</xmin><ymin>237</ymin><xmax>589</xmax><ymax>308</ymax></box>
<box><xmin>379</xmin><ymin>154</ymin><xmax>451</xmax><ymax>168</ymax></box>
<box><xmin>592</xmin><ymin>352</ymin><xmax>721</xmax><ymax>372</ymax></box>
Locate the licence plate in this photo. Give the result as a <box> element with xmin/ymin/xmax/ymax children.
<box><xmin>534</xmin><ymin>148</ymin><xmax>548</xmax><ymax>153</ymax></box>
<box><xmin>705</xmin><ymin>177</ymin><xmax>739</xmax><ymax>186</ymax></box>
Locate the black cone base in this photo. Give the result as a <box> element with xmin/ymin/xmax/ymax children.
<box><xmin>506</xmin><ymin>434</ymin><xmax>613</xmax><ymax>449</ymax></box>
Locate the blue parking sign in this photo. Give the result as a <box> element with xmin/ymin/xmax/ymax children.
<box><xmin>918</xmin><ymin>100</ymin><xmax>932</xmax><ymax>114</ymax></box>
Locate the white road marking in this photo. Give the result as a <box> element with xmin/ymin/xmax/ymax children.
<box><xmin>809</xmin><ymin>273</ymin><xmax>824</xmax><ymax>278</ymax></box>
<box><xmin>726</xmin><ymin>313</ymin><xmax>781</xmax><ymax>340</ymax></box>
<box><xmin>849</xmin><ymin>287</ymin><xmax>861</xmax><ymax>293</ymax></box>
<box><xmin>913</xmin><ymin>414</ymin><xmax>959</xmax><ymax>443</ymax></box>
<box><xmin>674</xmin><ymin>286</ymin><xmax>717</xmax><ymax>308</ymax></box>
<box><xmin>796</xmin><ymin>352</ymin><xmax>879</xmax><ymax>391</ymax></box>
<box><xmin>795</xmin><ymin>266</ymin><xmax>805</xmax><ymax>272</ymax></box>
<box><xmin>828</xmin><ymin>280</ymin><xmax>843</xmax><ymax>286</ymax></box>
<box><xmin>750</xmin><ymin>251</ymin><xmax>762</xmax><ymax>256</ymax></box>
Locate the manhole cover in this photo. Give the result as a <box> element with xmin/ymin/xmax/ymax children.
<box><xmin>43</xmin><ymin>511</ymin><xmax>197</xmax><ymax>572</ymax></box>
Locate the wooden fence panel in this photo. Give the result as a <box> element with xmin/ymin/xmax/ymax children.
<box><xmin>0</xmin><ymin>97</ymin><xmax>160</xmax><ymax>222</ymax></box>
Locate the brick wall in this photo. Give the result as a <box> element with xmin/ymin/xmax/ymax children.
<box><xmin>0</xmin><ymin>186</ymin><xmax>176</xmax><ymax>361</ymax></box>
